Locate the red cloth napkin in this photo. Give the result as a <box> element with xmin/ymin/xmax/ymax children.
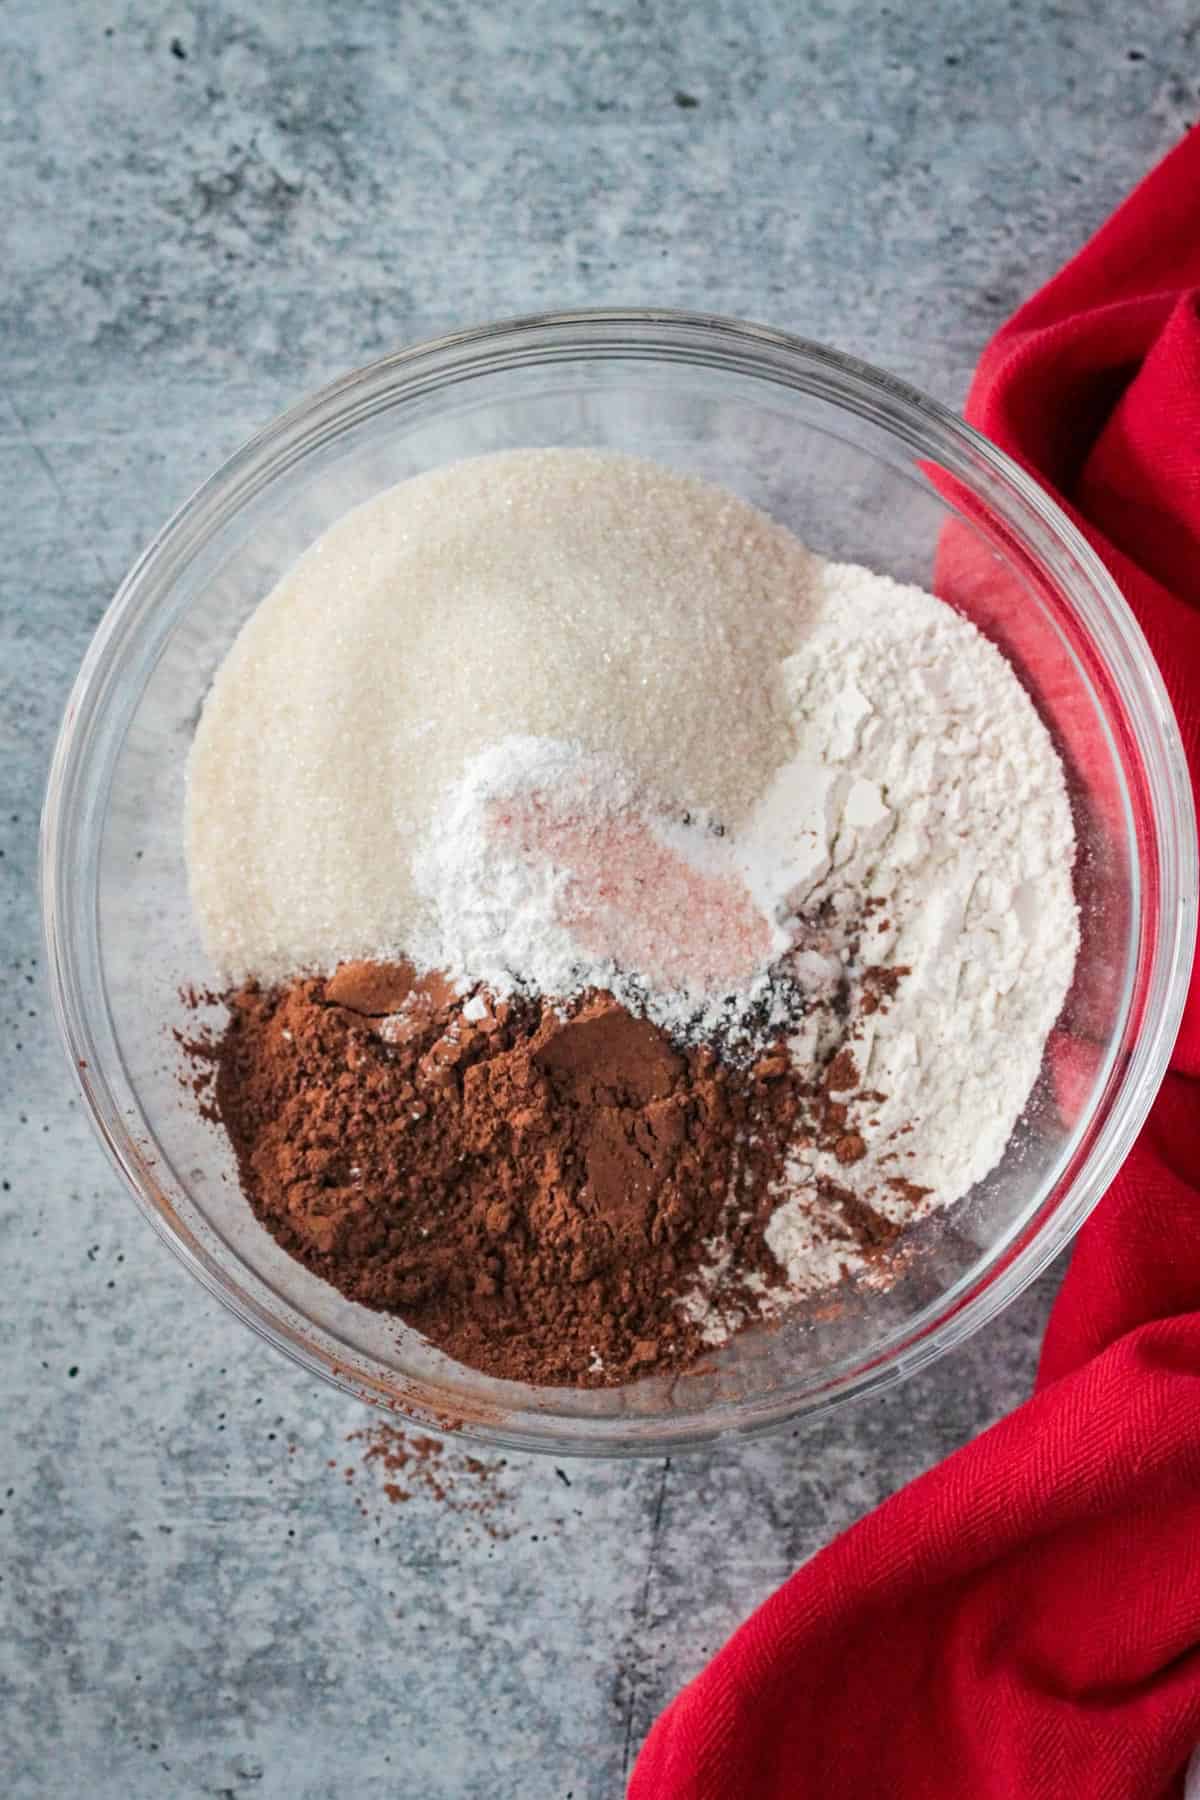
<box><xmin>631</xmin><ymin>130</ymin><xmax>1200</xmax><ymax>1800</ymax></box>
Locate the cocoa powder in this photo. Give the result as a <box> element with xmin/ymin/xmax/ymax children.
<box><xmin>189</xmin><ymin>962</ymin><xmax>899</xmax><ymax>1387</ymax></box>
<box><xmin>347</xmin><ymin>1423</ymin><xmax>510</xmax><ymax>1534</ymax></box>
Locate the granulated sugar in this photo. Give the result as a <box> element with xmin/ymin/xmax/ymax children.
<box><xmin>187</xmin><ymin>449</ymin><xmax>817</xmax><ymax>985</ymax></box>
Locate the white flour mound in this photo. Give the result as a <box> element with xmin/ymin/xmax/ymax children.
<box><xmin>773</xmin><ymin>561</ymin><xmax>1078</xmax><ymax>1214</ymax></box>
<box><xmin>690</xmin><ymin>561</ymin><xmax>1079</xmax><ymax>1325</ymax></box>
<box><xmin>185</xmin><ymin>449</ymin><xmax>1078</xmax><ymax>1313</ymax></box>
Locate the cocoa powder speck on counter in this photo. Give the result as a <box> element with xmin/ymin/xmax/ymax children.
<box><xmin>346</xmin><ymin>1423</ymin><xmax>511</xmax><ymax>1536</ymax></box>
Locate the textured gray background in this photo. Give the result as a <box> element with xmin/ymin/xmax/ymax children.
<box><xmin>1</xmin><ymin>3</ymin><xmax>1193</xmax><ymax>1796</ymax></box>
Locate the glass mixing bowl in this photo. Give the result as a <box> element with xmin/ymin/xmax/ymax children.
<box><xmin>42</xmin><ymin>310</ymin><xmax>1196</xmax><ymax>1455</ymax></box>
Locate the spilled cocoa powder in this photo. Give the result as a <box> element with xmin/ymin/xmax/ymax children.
<box><xmin>185</xmin><ymin>961</ymin><xmax>901</xmax><ymax>1387</ymax></box>
<box><xmin>346</xmin><ymin>1423</ymin><xmax>511</xmax><ymax>1536</ymax></box>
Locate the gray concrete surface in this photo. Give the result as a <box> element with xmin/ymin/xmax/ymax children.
<box><xmin>1</xmin><ymin>3</ymin><xmax>1191</xmax><ymax>1795</ymax></box>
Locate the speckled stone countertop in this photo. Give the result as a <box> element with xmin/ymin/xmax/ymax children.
<box><xmin>1</xmin><ymin>4</ymin><xmax>1191</xmax><ymax>1796</ymax></box>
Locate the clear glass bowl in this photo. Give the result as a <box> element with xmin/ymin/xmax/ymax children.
<box><xmin>42</xmin><ymin>310</ymin><xmax>1197</xmax><ymax>1455</ymax></box>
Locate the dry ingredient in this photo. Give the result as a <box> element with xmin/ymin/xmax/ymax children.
<box><xmin>735</xmin><ymin>557</ymin><xmax>1081</xmax><ymax>1295</ymax></box>
<box><xmin>345</xmin><ymin>1424</ymin><xmax>510</xmax><ymax>1535</ymax></box>
<box><xmin>182</xmin><ymin>448</ymin><xmax>1079</xmax><ymax>1385</ymax></box>
<box><xmin>192</xmin><ymin>960</ymin><xmax>896</xmax><ymax>1388</ymax></box>
<box><xmin>409</xmin><ymin>732</ymin><xmax>854</xmax><ymax>1051</ymax></box>
<box><xmin>186</xmin><ymin>450</ymin><xmax>817</xmax><ymax>987</ymax></box>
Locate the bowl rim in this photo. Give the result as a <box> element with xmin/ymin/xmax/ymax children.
<box><xmin>40</xmin><ymin>306</ymin><xmax>1199</xmax><ymax>1455</ymax></box>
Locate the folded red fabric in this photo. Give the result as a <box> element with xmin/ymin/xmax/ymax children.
<box><xmin>631</xmin><ymin>130</ymin><xmax>1200</xmax><ymax>1800</ymax></box>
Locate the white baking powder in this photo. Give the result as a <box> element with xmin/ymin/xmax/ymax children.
<box><xmin>408</xmin><ymin>733</ymin><xmax>850</xmax><ymax>1051</ymax></box>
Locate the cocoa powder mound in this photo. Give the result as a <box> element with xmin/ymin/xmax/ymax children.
<box><xmin>202</xmin><ymin>962</ymin><xmax>812</xmax><ymax>1387</ymax></box>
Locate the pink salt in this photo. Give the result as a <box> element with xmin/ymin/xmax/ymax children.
<box><xmin>489</xmin><ymin>790</ymin><xmax>771</xmax><ymax>993</ymax></box>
